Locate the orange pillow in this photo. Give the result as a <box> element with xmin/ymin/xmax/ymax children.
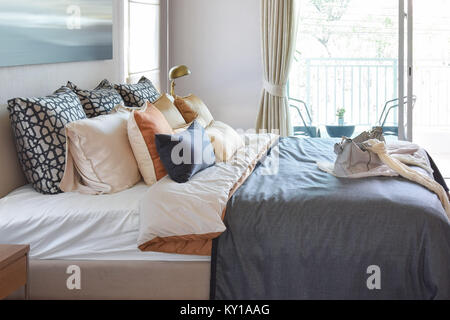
<box><xmin>174</xmin><ymin>97</ymin><xmax>199</xmax><ymax>123</ymax></box>
<box><xmin>128</xmin><ymin>102</ymin><xmax>174</xmax><ymax>184</ymax></box>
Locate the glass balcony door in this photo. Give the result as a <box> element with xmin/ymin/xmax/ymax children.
<box><xmin>289</xmin><ymin>0</ymin><xmax>401</xmax><ymax>137</ymax></box>
<box><xmin>410</xmin><ymin>0</ymin><xmax>450</xmax><ymax>178</ymax></box>
<box><xmin>290</xmin><ymin>0</ymin><xmax>448</xmax><ymax>178</ymax></box>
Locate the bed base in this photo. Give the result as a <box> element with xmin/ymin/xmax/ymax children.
<box><xmin>7</xmin><ymin>260</ymin><xmax>210</xmax><ymax>300</ymax></box>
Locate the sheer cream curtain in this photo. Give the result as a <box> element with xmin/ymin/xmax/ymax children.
<box><xmin>256</xmin><ymin>0</ymin><xmax>299</xmax><ymax>137</ymax></box>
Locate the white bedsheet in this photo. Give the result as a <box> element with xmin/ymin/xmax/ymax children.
<box><xmin>0</xmin><ymin>183</ymin><xmax>210</xmax><ymax>262</ymax></box>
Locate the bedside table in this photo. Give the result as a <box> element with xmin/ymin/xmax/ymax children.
<box><xmin>0</xmin><ymin>244</ymin><xmax>30</xmax><ymax>300</ymax></box>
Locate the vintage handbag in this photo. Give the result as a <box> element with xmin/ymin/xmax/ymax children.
<box><xmin>333</xmin><ymin>127</ymin><xmax>385</xmax><ymax>177</ymax></box>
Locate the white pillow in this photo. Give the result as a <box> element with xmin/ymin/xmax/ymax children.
<box><xmin>60</xmin><ymin>110</ymin><xmax>141</xmax><ymax>194</ymax></box>
<box><xmin>205</xmin><ymin>121</ymin><xmax>244</xmax><ymax>162</ymax></box>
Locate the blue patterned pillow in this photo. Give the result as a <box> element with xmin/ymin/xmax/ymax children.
<box><xmin>7</xmin><ymin>87</ymin><xmax>86</xmax><ymax>194</ymax></box>
<box><xmin>67</xmin><ymin>79</ymin><xmax>124</xmax><ymax>118</ymax></box>
<box><xmin>155</xmin><ymin>121</ymin><xmax>215</xmax><ymax>183</ymax></box>
<box><xmin>114</xmin><ymin>77</ymin><xmax>161</xmax><ymax>108</ymax></box>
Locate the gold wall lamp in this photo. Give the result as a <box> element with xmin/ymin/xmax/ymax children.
<box><xmin>169</xmin><ymin>65</ymin><xmax>191</xmax><ymax>98</ymax></box>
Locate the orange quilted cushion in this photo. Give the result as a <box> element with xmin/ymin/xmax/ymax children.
<box><xmin>133</xmin><ymin>102</ymin><xmax>174</xmax><ymax>181</ymax></box>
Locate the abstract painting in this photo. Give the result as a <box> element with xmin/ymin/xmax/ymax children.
<box><xmin>0</xmin><ymin>0</ymin><xmax>113</xmax><ymax>67</ymax></box>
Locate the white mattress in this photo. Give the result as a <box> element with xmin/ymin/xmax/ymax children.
<box><xmin>0</xmin><ymin>183</ymin><xmax>210</xmax><ymax>262</ymax></box>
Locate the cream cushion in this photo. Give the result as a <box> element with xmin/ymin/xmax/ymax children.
<box><xmin>205</xmin><ymin>121</ymin><xmax>244</xmax><ymax>162</ymax></box>
<box><xmin>173</xmin><ymin>122</ymin><xmax>192</xmax><ymax>134</ymax></box>
<box><xmin>60</xmin><ymin>110</ymin><xmax>141</xmax><ymax>194</ymax></box>
<box><xmin>175</xmin><ymin>95</ymin><xmax>214</xmax><ymax>128</ymax></box>
<box><xmin>153</xmin><ymin>94</ymin><xmax>186</xmax><ymax>129</ymax></box>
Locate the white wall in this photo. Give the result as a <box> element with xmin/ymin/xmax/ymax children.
<box><xmin>0</xmin><ymin>0</ymin><xmax>124</xmax><ymax>105</ymax></box>
<box><xmin>169</xmin><ymin>0</ymin><xmax>262</xmax><ymax>129</ymax></box>
<box><xmin>0</xmin><ymin>0</ymin><xmax>262</xmax><ymax>129</ymax></box>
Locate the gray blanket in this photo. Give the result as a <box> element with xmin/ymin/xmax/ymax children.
<box><xmin>211</xmin><ymin>138</ymin><xmax>450</xmax><ymax>300</ymax></box>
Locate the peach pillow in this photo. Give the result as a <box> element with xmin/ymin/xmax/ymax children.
<box><xmin>174</xmin><ymin>97</ymin><xmax>199</xmax><ymax>124</ymax></box>
<box><xmin>174</xmin><ymin>94</ymin><xmax>214</xmax><ymax>127</ymax></box>
<box><xmin>128</xmin><ymin>102</ymin><xmax>174</xmax><ymax>185</ymax></box>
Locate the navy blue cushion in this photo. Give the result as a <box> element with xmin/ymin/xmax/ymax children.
<box><xmin>155</xmin><ymin>121</ymin><xmax>215</xmax><ymax>183</ymax></box>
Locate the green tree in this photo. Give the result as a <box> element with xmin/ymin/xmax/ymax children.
<box><xmin>309</xmin><ymin>0</ymin><xmax>351</xmax><ymax>56</ymax></box>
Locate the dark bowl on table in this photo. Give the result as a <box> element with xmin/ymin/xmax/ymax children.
<box><xmin>326</xmin><ymin>125</ymin><xmax>356</xmax><ymax>138</ymax></box>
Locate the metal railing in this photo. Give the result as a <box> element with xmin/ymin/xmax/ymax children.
<box><xmin>289</xmin><ymin>58</ymin><xmax>398</xmax><ymax>126</ymax></box>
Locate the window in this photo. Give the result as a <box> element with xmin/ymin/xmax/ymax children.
<box><xmin>123</xmin><ymin>0</ymin><xmax>165</xmax><ymax>91</ymax></box>
<box><xmin>289</xmin><ymin>0</ymin><xmax>399</xmax><ymax>133</ymax></box>
<box><xmin>129</xmin><ymin>1</ymin><xmax>159</xmax><ymax>75</ymax></box>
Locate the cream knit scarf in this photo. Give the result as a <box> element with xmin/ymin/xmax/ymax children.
<box><xmin>318</xmin><ymin>139</ymin><xmax>450</xmax><ymax>219</ymax></box>
<box><xmin>364</xmin><ymin>139</ymin><xmax>450</xmax><ymax>218</ymax></box>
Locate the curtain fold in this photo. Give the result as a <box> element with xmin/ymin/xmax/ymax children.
<box><xmin>257</xmin><ymin>0</ymin><xmax>299</xmax><ymax>137</ymax></box>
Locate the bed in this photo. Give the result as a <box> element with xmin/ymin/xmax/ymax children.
<box><xmin>1</xmin><ymin>104</ymin><xmax>449</xmax><ymax>300</ymax></box>
<box><xmin>0</xmin><ymin>105</ymin><xmax>210</xmax><ymax>300</ymax></box>
<box><xmin>210</xmin><ymin>138</ymin><xmax>450</xmax><ymax>299</ymax></box>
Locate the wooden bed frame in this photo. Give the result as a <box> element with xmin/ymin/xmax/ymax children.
<box><xmin>0</xmin><ymin>105</ymin><xmax>210</xmax><ymax>300</ymax></box>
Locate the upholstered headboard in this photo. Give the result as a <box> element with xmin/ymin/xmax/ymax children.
<box><xmin>0</xmin><ymin>104</ymin><xmax>26</xmax><ymax>198</ymax></box>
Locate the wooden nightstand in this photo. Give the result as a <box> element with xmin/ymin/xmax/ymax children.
<box><xmin>0</xmin><ymin>244</ymin><xmax>30</xmax><ymax>300</ymax></box>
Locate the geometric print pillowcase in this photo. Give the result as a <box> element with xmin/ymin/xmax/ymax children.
<box><xmin>114</xmin><ymin>76</ymin><xmax>161</xmax><ymax>109</ymax></box>
<box><xmin>67</xmin><ymin>79</ymin><xmax>125</xmax><ymax>118</ymax></box>
<box><xmin>7</xmin><ymin>87</ymin><xmax>87</xmax><ymax>194</ymax></box>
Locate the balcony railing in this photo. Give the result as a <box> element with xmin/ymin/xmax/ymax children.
<box><xmin>289</xmin><ymin>58</ymin><xmax>450</xmax><ymax>129</ymax></box>
<box><xmin>289</xmin><ymin>58</ymin><xmax>398</xmax><ymax>126</ymax></box>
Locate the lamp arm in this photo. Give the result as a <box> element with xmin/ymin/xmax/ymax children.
<box><xmin>170</xmin><ymin>80</ymin><xmax>176</xmax><ymax>98</ymax></box>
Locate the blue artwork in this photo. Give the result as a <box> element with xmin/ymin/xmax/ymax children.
<box><xmin>0</xmin><ymin>0</ymin><xmax>113</xmax><ymax>67</ymax></box>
